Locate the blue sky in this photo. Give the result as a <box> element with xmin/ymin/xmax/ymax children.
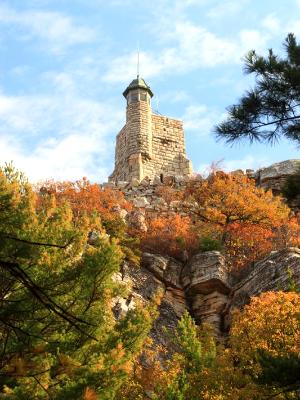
<box><xmin>0</xmin><ymin>0</ymin><xmax>300</xmax><ymax>182</ymax></box>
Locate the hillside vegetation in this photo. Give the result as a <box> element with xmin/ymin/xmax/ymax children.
<box><xmin>0</xmin><ymin>164</ymin><xmax>299</xmax><ymax>399</ymax></box>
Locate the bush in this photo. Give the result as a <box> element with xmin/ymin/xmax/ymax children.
<box><xmin>282</xmin><ymin>163</ymin><xmax>300</xmax><ymax>200</ymax></box>
<box><xmin>140</xmin><ymin>215</ymin><xmax>198</xmax><ymax>259</ymax></box>
<box><xmin>199</xmin><ymin>236</ymin><xmax>223</xmax><ymax>252</ymax></box>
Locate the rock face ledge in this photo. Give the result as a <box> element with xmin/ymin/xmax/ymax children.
<box><xmin>229</xmin><ymin>247</ymin><xmax>300</xmax><ymax>309</ymax></box>
<box><xmin>116</xmin><ymin>247</ymin><xmax>300</xmax><ymax>344</ymax></box>
<box><xmin>254</xmin><ymin>159</ymin><xmax>300</xmax><ymax>210</ymax></box>
<box><xmin>255</xmin><ymin>159</ymin><xmax>299</xmax><ymax>194</ymax></box>
<box><xmin>181</xmin><ymin>252</ymin><xmax>230</xmax><ymax>332</ymax></box>
<box><xmin>110</xmin><ymin>159</ymin><xmax>300</xmax><ymax>343</ymax></box>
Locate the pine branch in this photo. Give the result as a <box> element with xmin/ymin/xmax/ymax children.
<box><xmin>0</xmin><ymin>260</ymin><xmax>98</xmax><ymax>341</ymax></box>
<box><xmin>0</xmin><ymin>232</ymin><xmax>73</xmax><ymax>249</ymax></box>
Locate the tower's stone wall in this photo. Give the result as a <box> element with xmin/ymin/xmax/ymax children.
<box><xmin>149</xmin><ymin>114</ymin><xmax>191</xmax><ymax>178</ymax></box>
<box><xmin>109</xmin><ymin>79</ymin><xmax>192</xmax><ymax>183</ymax></box>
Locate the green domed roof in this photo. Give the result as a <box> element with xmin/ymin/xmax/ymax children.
<box><xmin>123</xmin><ymin>77</ymin><xmax>153</xmax><ymax>98</ymax></box>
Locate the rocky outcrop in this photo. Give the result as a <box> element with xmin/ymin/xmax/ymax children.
<box><xmin>181</xmin><ymin>252</ymin><xmax>230</xmax><ymax>332</ymax></box>
<box><xmin>230</xmin><ymin>247</ymin><xmax>300</xmax><ymax>306</ymax></box>
<box><xmin>181</xmin><ymin>251</ymin><xmax>229</xmax><ymax>295</ymax></box>
<box><xmin>108</xmin><ymin>158</ymin><xmax>300</xmax><ymax>346</ymax></box>
<box><xmin>115</xmin><ymin>247</ymin><xmax>300</xmax><ymax>347</ymax></box>
<box><xmin>255</xmin><ymin>159</ymin><xmax>299</xmax><ymax>194</ymax></box>
<box><xmin>126</xmin><ymin>209</ymin><xmax>148</xmax><ymax>232</ymax></box>
<box><xmin>113</xmin><ymin>254</ymin><xmax>187</xmax><ymax>350</ymax></box>
<box><xmin>102</xmin><ymin>173</ymin><xmax>201</xmax><ymax>221</ymax></box>
<box><xmin>105</xmin><ymin>159</ymin><xmax>300</xmax><ymax>219</ymax></box>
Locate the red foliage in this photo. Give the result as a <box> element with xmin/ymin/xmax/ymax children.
<box><xmin>140</xmin><ymin>214</ymin><xmax>197</xmax><ymax>259</ymax></box>
<box><xmin>37</xmin><ymin>178</ymin><xmax>131</xmax><ymax>220</ymax></box>
<box><xmin>224</xmin><ymin>222</ymin><xmax>275</xmax><ymax>270</ymax></box>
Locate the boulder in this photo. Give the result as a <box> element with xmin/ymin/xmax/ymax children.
<box><xmin>115</xmin><ymin>180</ymin><xmax>129</xmax><ymax>189</ymax></box>
<box><xmin>230</xmin><ymin>169</ymin><xmax>244</xmax><ymax>176</ymax></box>
<box><xmin>181</xmin><ymin>251</ymin><xmax>230</xmax><ymax>335</ymax></box>
<box><xmin>152</xmin><ymin>175</ymin><xmax>162</xmax><ymax>185</ymax></box>
<box><xmin>231</xmin><ymin>247</ymin><xmax>300</xmax><ymax>306</ymax></box>
<box><xmin>256</xmin><ymin>159</ymin><xmax>300</xmax><ymax>193</ymax></box>
<box><xmin>142</xmin><ymin>253</ymin><xmax>183</xmax><ymax>290</ymax></box>
<box><xmin>127</xmin><ymin>210</ymin><xmax>147</xmax><ymax>232</ymax></box>
<box><xmin>133</xmin><ymin>196</ymin><xmax>150</xmax><ymax>208</ymax></box>
<box><xmin>139</xmin><ymin>177</ymin><xmax>151</xmax><ymax>187</ymax></box>
<box><xmin>174</xmin><ymin>175</ymin><xmax>185</xmax><ymax>183</ymax></box>
<box><xmin>131</xmin><ymin>178</ymin><xmax>140</xmax><ymax>187</ymax></box>
<box><xmin>181</xmin><ymin>251</ymin><xmax>230</xmax><ymax>295</ymax></box>
<box><xmin>224</xmin><ymin>247</ymin><xmax>300</xmax><ymax>330</ymax></box>
<box><xmin>142</xmin><ymin>253</ymin><xmax>168</xmax><ymax>281</ymax></box>
<box><xmin>102</xmin><ymin>182</ymin><xmax>115</xmax><ymax>188</ymax></box>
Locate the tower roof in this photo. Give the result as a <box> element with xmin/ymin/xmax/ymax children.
<box><xmin>123</xmin><ymin>77</ymin><xmax>154</xmax><ymax>98</ymax></box>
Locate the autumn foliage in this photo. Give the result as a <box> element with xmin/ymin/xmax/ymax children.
<box><xmin>137</xmin><ymin>171</ymin><xmax>300</xmax><ymax>266</ymax></box>
<box><xmin>36</xmin><ymin>178</ymin><xmax>141</xmax><ymax>264</ymax></box>
<box><xmin>119</xmin><ymin>291</ymin><xmax>300</xmax><ymax>399</ymax></box>
<box><xmin>37</xmin><ymin>178</ymin><xmax>131</xmax><ymax>220</ymax></box>
<box><xmin>230</xmin><ymin>291</ymin><xmax>300</xmax><ymax>374</ymax></box>
<box><xmin>154</xmin><ymin>185</ymin><xmax>184</xmax><ymax>204</ymax></box>
<box><xmin>139</xmin><ymin>214</ymin><xmax>198</xmax><ymax>259</ymax></box>
<box><xmin>185</xmin><ymin>172</ymin><xmax>299</xmax><ymax>270</ymax></box>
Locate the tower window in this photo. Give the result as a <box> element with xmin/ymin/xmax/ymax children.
<box><xmin>140</xmin><ymin>93</ymin><xmax>147</xmax><ymax>102</ymax></box>
<box><xmin>130</xmin><ymin>94</ymin><xmax>138</xmax><ymax>103</ymax></box>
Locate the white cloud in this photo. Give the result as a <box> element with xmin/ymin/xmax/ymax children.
<box><xmin>0</xmin><ymin>134</ymin><xmax>109</xmax><ymax>182</ymax></box>
<box><xmin>239</xmin><ymin>30</ymin><xmax>269</xmax><ymax>54</ymax></box>
<box><xmin>262</xmin><ymin>14</ymin><xmax>300</xmax><ymax>41</ymax></box>
<box><xmin>181</xmin><ymin>104</ymin><xmax>224</xmax><ymax>134</ymax></box>
<box><xmin>0</xmin><ymin>4</ymin><xmax>95</xmax><ymax>54</ymax></box>
<box><xmin>286</xmin><ymin>19</ymin><xmax>300</xmax><ymax>37</ymax></box>
<box><xmin>262</xmin><ymin>14</ymin><xmax>281</xmax><ymax>33</ymax></box>
<box><xmin>0</xmin><ymin>91</ymin><xmax>123</xmax><ymax>182</ymax></box>
<box><xmin>103</xmin><ymin>16</ymin><xmax>269</xmax><ymax>83</ymax></box>
<box><xmin>222</xmin><ymin>155</ymin><xmax>270</xmax><ymax>172</ymax></box>
<box><xmin>159</xmin><ymin>90</ymin><xmax>190</xmax><ymax>104</ymax></box>
<box><xmin>207</xmin><ymin>0</ymin><xmax>248</xmax><ymax>19</ymax></box>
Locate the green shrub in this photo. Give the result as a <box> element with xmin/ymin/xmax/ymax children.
<box><xmin>282</xmin><ymin>163</ymin><xmax>300</xmax><ymax>200</ymax></box>
<box><xmin>199</xmin><ymin>236</ymin><xmax>223</xmax><ymax>252</ymax></box>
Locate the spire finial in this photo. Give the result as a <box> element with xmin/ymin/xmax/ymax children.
<box><xmin>137</xmin><ymin>41</ymin><xmax>140</xmax><ymax>79</ymax></box>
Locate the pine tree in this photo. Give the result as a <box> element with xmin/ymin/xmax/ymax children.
<box><xmin>0</xmin><ymin>165</ymin><xmax>155</xmax><ymax>399</ymax></box>
<box><xmin>215</xmin><ymin>33</ymin><xmax>300</xmax><ymax>145</ymax></box>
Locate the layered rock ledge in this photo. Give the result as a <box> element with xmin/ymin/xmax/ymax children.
<box><xmin>115</xmin><ymin>247</ymin><xmax>300</xmax><ymax>345</ymax></box>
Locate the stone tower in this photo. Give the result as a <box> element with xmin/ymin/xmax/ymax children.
<box><xmin>109</xmin><ymin>77</ymin><xmax>192</xmax><ymax>183</ymax></box>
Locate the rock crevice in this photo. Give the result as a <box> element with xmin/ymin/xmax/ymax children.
<box><xmin>118</xmin><ymin>248</ymin><xmax>300</xmax><ymax>344</ymax></box>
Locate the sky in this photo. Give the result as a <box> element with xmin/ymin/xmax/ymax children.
<box><xmin>0</xmin><ymin>0</ymin><xmax>300</xmax><ymax>183</ymax></box>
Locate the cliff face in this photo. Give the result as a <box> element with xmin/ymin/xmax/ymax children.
<box><xmin>254</xmin><ymin>159</ymin><xmax>299</xmax><ymax>194</ymax></box>
<box><xmin>114</xmin><ymin>248</ymin><xmax>300</xmax><ymax>345</ymax></box>
<box><xmin>110</xmin><ymin>159</ymin><xmax>300</xmax><ymax>345</ymax></box>
<box><xmin>253</xmin><ymin>159</ymin><xmax>300</xmax><ymax>210</ymax></box>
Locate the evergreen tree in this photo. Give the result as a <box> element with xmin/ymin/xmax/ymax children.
<box><xmin>215</xmin><ymin>33</ymin><xmax>300</xmax><ymax>145</ymax></box>
<box><xmin>0</xmin><ymin>165</ymin><xmax>155</xmax><ymax>399</ymax></box>
<box><xmin>257</xmin><ymin>350</ymin><xmax>300</xmax><ymax>392</ymax></box>
<box><xmin>163</xmin><ymin>312</ymin><xmax>216</xmax><ymax>400</ymax></box>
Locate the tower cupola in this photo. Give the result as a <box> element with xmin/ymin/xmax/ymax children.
<box><xmin>123</xmin><ymin>77</ymin><xmax>153</xmax><ymax>105</ymax></box>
